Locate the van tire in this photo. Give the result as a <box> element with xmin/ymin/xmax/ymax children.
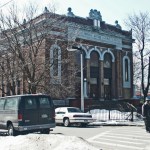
<box><xmin>40</xmin><ymin>128</ymin><xmax>50</xmax><ymax>134</ymax></box>
<box><xmin>8</xmin><ymin>124</ymin><xmax>17</xmax><ymax>136</ymax></box>
<box><xmin>64</xmin><ymin>118</ymin><xmax>70</xmax><ymax>127</ymax></box>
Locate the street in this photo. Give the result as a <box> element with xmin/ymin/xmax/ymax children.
<box><xmin>52</xmin><ymin>125</ymin><xmax>150</xmax><ymax>150</ymax></box>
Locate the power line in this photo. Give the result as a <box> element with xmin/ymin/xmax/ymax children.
<box><xmin>0</xmin><ymin>0</ymin><xmax>14</xmax><ymax>9</ymax></box>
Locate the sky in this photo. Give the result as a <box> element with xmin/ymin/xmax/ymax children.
<box><xmin>1</xmin><ymin>0</ymin><xmax>150</xmax><ymax>30</ymax></box>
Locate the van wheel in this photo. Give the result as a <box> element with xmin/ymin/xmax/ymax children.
<box><xmin>40</xmin><ymin>129</ymin><xmax>50</xmax><ymax>134</ymax></box>
<box><xmin>8</xmin><ymin>124</ymin><xmax>17</xmax><ymax>136</ymax></box>
<box><xmin>64</xmin><ymin>118</ymin><xmax>70</xmax><ymax>127</ymax></box>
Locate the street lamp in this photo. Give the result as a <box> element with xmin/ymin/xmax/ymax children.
<box><xmin>67</xmin><ymin>46</ymin><xmax>84</xmax><ymax>112</ymax></box>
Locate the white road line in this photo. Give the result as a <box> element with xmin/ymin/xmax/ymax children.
<box><xmin>87</xmin><ymin>130</ymin><xmax>111</xmax><ymax>141</ymax></box>
<box><xmin>90</xmin><ymin>140</ymin><xmax>144</xmax><ymax>150</ymax></box>
<box><xmin>98</xmin><ymin>137</ymin><xmax>142</xmax><ymax>145</ymax></box>
<box><xmin>103</xmin><ymin>134</ymin><xmax>150</xmax><ymax>142</ymax></box>
<box><xmin>109</xmin><ymin>133</ymin><xmax>150</xmax><ymax>138</ymax></box>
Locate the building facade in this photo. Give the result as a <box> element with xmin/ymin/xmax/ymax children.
<box><xmin>65</xmin><ymin>8</ymin><xmax>133</xmax><ymax>101</ymax></box>
<box><xmin>0</xmin><ymin>7</ymin><xmax>134</xmax><ymax>104</ymax></box>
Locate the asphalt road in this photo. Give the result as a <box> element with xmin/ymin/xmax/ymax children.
<box><xmin>52</xmin><ymin>125</ymin><xmax>150</xmax><ymax>150</ymax></box>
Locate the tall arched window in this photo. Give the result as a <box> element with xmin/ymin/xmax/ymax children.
<box><xmin>50</xmin><ymin>44</ymin><xmax>61</xmax><ymax>84</ymax></box>
<box><xmin>123</xmin><ymin>56</ymin><xmax>131</xmax><ymax>88</ymax></box>
<box><xmin>90</xmin><ymin>51</ymin><xmax>99</xmax><ymax>98</ymax></box>
<box><xmin>103</xmin><ymin>53</ymin><xmax>112</xmax><ymax>100</ymax></box>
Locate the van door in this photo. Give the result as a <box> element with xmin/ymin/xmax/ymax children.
<box><xmin>22</xmin><ymin>97</ymin><xmax>38</xmax><ymax>126</ymax></box>
<box><xmin>38</xmin><ymin>97</ymin><xmax>54</xmax><ymax>125</ymax></box>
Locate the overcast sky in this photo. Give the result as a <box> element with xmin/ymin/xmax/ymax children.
<box><xmin>1</xmin><ymin>0</ymin><xmax>150</xmax><ymax>30</ymax></box>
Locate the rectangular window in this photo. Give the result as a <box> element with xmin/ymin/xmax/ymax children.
<box><xmin>97</xmin><ymin>20</ymin><xmax>100</xmax><ymax>28</ymax></box>
<box><xmin>94</xmin><ymin>19</ymin><xmax>97</xmax><ymax>27</ymax></box>
<box><xmin>5</xmin><ymin>98</ymin><xmax>18</xmax><ymax>110</ymax></box>
<box><xmin>0</xmin><ymin>99</ymin><xmax>5</xmax><ymax>110</ymax></box>
<box><xmin>24</xmin><ymin>98</ymin><xmax>37</xmax><ymax>109</ymax></box>
<box><xmin>39</xmin><ymin>97</ymin><xmax>50</xmax><ymax>108</ymax></box>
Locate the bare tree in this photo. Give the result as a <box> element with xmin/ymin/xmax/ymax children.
<box><xmin>125</xmin><ymin>12</ymin><xmax>150</xmax><ymax>101</ymax></box>
<box><xmin>0</xmin><ymin>3</ymin><xmax>79</xmax><ymax>98</ymax></box>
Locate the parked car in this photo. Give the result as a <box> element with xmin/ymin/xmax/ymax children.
<box><xmin>55</xmin><ymin>107</ymin><xmax>94</xmax><ymax>127</ymax></box>
<box><xmin>0</xmin><ymin>94</ymin><xmax>55</xmax><ymax>136</ymax></box>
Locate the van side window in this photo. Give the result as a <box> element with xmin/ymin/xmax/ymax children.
<box><xmin>39</xmin><ymin>98</ymin><xmax>50</xmax><ymax>108</ymax></box>
<box><xmin>25</xmin><ymin>98</ymin><xmax>37</xmax><ymax>109</ymax></box>
<box><xmin>0</xmin><ymin>99</ymin><xmax>5</xmax><ymax>110</ymax></box>
<box><xmin>5</xmin><ymin>98</ymin><xmax>18</xmax><ymax>110</ymax></box>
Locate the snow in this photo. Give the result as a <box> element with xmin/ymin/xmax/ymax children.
<box><xmin>88</xmin><ymin>109</ymin><xmax>143</xmax><ymax>121</ymax></box>
<box><xmin>0</xmin><ymin>109</ymin><xmax>145</xmax><ymax>150</ymax></box>
<box><xmin>0</xmin><ymin>133</ymin><xmax>99</xmax><ymax>150</ymax></box>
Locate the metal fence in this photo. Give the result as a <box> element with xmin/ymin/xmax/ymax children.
<box><xmin>86</xmin><ymin>101</ymin><xmax>142</xmax><ymax>122</ymax></box>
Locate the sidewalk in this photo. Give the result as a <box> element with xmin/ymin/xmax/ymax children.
<box><xmin>89</xmin><ymin>120</ymin><xmax>145</xmax><ymax>126</ymax></box>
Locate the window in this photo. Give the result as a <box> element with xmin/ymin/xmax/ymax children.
<box><xmin>125</xmin><ymin>59</ymin><xmax>129</xmax><ymax>81</ymax></box>
<box><xmin>5</xmin><ymin>98</ymin><xmax>18</xmax><ymax>110</ymax></box>
<box><xmin>104</xmin><ymin>53</ymin><xmax>112</xmax><ymax>79</ymax></box>
<box><xmin>94</xmin><ymin>19</ymin><xmax>100</xmax><ymax>28</ymax></box>
<box><xmin>53</xmin><ymin>49</ymin><xmax>58</xmax><ymax>76</ymax></box>
<box><xmin>104</xmin><ymin>54</ymin><xmax>111</xmax><ymax>68</ymax></box>
<box><xmin>50</xmin><ymin>44</ymin><xmax>61</xmax><ymax>84</ymax></box>
<box><xmin>24</xmin><ymin>98</ymin><xmax>37</xmax><ymax>109</ymax></box>
<box><xmin>67</xmin><ymin>108</ymin><xmax>82</xmax><ymax>113</ymax></box>
<box><xmin>123</xmin><ymin>56</ymin><xmax>131</xmax><ymax>88</ymax></box>
<box><xmin>39</xmin><ymin>98</ymin><xmax>50</xmax><ymax>108</ymax></box>
<box><xmin>0</xmin><ymin>99</ymin><xmax>5</xmax><ymax>110</ymax></box>
<box><xmin>90</xmin><ymin>51</ymin><xmax>99</xmax><ymax>78</ymax></box>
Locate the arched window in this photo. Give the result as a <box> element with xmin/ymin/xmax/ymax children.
<box><xmin>50</xmin><ymin>44</ymin><xmax>61</xmax><ymax>84</ymax></box>
<box><xmin>123</xmin><ymin>56</ymin><xmax>131</xmax><ymax>88</ymax></box>
<box><xmin>104</xmin><ymin>53</ymin><xmax>111</xmax><ymax>69</ymax></box>
<box><xmin>90</xmin><ymin>51</ymin><xmax>99</xmax><ymax>98</ymax></box>
<box><xmin>90</xmin><ymin>51</ymin><xmax>99</xmax><ymax>78</ymax></box>
<box><xmin>103</xmin><ymin>53</ymin><xmax>112</xmax><ymax>100</ymax></box>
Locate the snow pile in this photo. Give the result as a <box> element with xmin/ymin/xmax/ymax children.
<box><xmin>0</xmin><ymin>134</ymin><xmax>99</xmax><ymax>150</ymax></box>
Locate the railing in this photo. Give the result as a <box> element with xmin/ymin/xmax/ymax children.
<box><xmin>86</xmin><ymin>100</ymin><xmax>142</xmax><ymax>122</ymax></box>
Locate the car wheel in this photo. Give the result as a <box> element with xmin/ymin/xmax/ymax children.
<box><xmin>64</xmin><ymin>118</ymin><xmax>70</xmax><ymax>127</ymax></box>
<box><xmin>40</xmin><ymin>129</ymin><xmax>50</xmax><ymax>134</ymax></box>
<box><xmin>8</xmin><ymin>124</ymin><xmax>17</xmax><ymax>136</ymax></box>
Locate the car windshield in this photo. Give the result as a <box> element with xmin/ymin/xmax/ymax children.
<box><xmin>67</xmin><ymin>108</ymin><xmax>82</xmax><ymax>113</ymax></box>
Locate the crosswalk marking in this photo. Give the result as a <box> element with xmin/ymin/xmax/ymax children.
<box><xmin>90</xmin><ymin>140</ymin><xmax>144</xmax><ymax>150</ymax></box>
<box><xmin>104</xmin><ymin>134</ymin><xmax>150</xmax><ymax>142</ymax></box>
<box><xmin>98</xmin><ymin>137</ymin><xmax>142</xmax><ymax>144</ymax></box>
<box><xmin>87</xmin><ymin>127</ymin><xmax>150</xmax><ymax>150</ymax></box>
<box><xmin>108</xmin><ymin>133</ymin><xmax>150</xmax><ymax>138</ymax></box>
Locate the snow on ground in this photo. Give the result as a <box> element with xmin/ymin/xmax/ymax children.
<box><xmin>0</xmin><ymin>133</ymin><xmax>99</xmax><ymax>150</ymax></box>
<box><xmin>0</xmin><ymin>109</ymin><xmax>145</xmax><ymax>150</ymax></box>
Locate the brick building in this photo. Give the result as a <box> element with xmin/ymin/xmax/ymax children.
<box><xmin>0</xmin><ymin>7</ymin><xmax>134</xmax><ymax>106</ymax></box>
